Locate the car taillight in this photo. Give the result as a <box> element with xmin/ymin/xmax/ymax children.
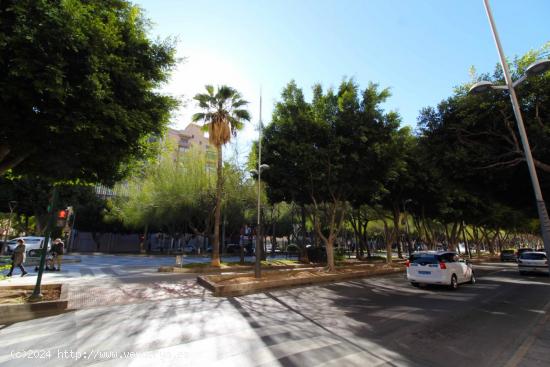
<box><xmin>405</xmin><ymin>260</ymin><xmax>410</xmax><ymax>267</ymax></box>
<box><xmin>439</xmin><ymin>262</ymin><xmax>447</xmax><ymax>270</ymax></box>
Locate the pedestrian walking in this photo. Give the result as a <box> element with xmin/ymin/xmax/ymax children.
<box><xmin>7</xmin><ymin>239</ymin><xmax>28</xmax><ymax>277</ymax></box>
<box><xmin>52</xmin><ymin>238</ymin><xmax>64</xmax><ymax>271</ymax></box>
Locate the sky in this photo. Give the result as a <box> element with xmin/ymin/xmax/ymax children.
<box><xmin>134</xmin><ymin>0</ymin><xmax>550</xmax><ymax>160</ymax></box>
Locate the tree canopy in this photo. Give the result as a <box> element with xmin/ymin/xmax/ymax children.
<box><xmin>0</xmin><ymin>0</ymin><xmax>177</xmax><ymax>183</ymax></box>
<box><xmin>262</xmin><ymin>79</ymin><xmax>403</xmax><ymax>269</ymax></box>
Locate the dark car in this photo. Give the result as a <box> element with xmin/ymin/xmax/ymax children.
<box><xmin>500</xmin><ymin>249</ymin><xmax>517</xmax><ymax>262</ymax></box>
<box><xmin>226</xmin><ymin>244</ymin><xmax>247</xmax><ymax>255</ymax></box>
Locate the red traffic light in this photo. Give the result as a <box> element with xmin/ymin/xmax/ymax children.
<box><xmin>57</xmin><ymin>210</ymin><xmax>68</xmax><ymax>219</ymax></box>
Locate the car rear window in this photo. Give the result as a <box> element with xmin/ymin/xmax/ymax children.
<box><xmin>520</xmin><ymin>253</ymin><xmax>547</xmax><ymax>260</ymax></box>
<box><xmin>502</xmin><ymin>250</ymin><xmax>514</xmax><ymax>254</ymax></box>
<box><xmin>410</xmin><ymin>254</ymin><xmax>439</xmax><ymax>264</ymax></box>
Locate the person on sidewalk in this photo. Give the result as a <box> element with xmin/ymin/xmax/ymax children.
<box><xmin>7</xmin><ymin>239</ymin><xmax>28</xmax><ymax>277</ymax></box>
<box><xmin>52</xmin><ymin>238</ymin><xmax>64</xmax><ymax>271</ymax></box>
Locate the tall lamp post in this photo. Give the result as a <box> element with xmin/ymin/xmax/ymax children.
<box><xmin>251</xmin><ymin>90</ymin><xmax>270</xmax><ymax>278</ymax></box>
<box><xmin>470</xmin><ymin>0</ymin><xmax>550</xmax><ymax>272</ymax></box>
<box><xmin>251</xmin><ymin>163</ymin><xmax>269</xmax><ymax>278</ymax></box>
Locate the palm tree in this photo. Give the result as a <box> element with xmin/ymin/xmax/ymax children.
<box><xmin>192</xmin><ymin>85</ymin><xmax>250</xmax><ymax>267</ymax></box>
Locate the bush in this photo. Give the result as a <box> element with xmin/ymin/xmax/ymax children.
<box><xmin>306</xmin><ymin>246</ymin><xmax>327</xmax><ymax>263</ymax></box>
<box><xmin>0</xmin><ymin>264</ymin><xmax>11</xmax><ymax>280</ymax></box>
<box><xmin>286</xmin><ymin>244</ymin><xmax>300</xmax><ymax>253</ymax></box>
<box><xmin>363</xmin><ymin>255</ymin><xmax>386</xmax><ymax>262</ymax></box>
<box><xmin>335</xmin><ymin>248</ymin><xmax>346</xmax><ymax>262</ymax></box>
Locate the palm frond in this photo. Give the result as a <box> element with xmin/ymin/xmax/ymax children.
<box><xmin>233</xmin><ymin>109</ymin><xmax>251</xmax><ymax>121</ymax></box>
<box><xmin>205</xmin><ymin>85</ymin><xmax>215</xmax><ymax>96</ymax></box>
<box><xmin>192</xmin><ymin>112</ymin><xmax>206</xmax><ymax>122</ymax></box>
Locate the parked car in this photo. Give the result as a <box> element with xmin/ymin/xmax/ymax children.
<box><xmin>182</xmin><ymin>245</ymin><xmax>196</xmax><ymax>254</ymax></box>
<box><xmin>500</xmin><ymin>249</ymin><xmax>517</xmax><ymax>262</ymax></box>
<box><xmin>5</xmin><ymin>236</ymin><xmax>51</xmax><ymax>257</ymax></box>
<box><xmin>406</xmin><ymin>251</ymin><xmax>475</xmax><ymax>289</ymax></box>
<box><xmin>226</xmin><ymin>244</ymin><xmax>247</xmax><ymax>254</ymax></box>
<box><xmin>518</xmin><ymin>251</ymin><xmax>549</xmax><ymax>275</ymax></box>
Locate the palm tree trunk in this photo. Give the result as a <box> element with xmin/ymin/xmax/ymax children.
<box><xmin>212</xmin><ymin>145</ymin><xmax>222</xmax><ymax>267</ymax></box>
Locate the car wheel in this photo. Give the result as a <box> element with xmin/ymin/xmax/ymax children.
<box><xmin>449</xmin><ymin>274</ymin><xmax>458</xmax><ymax>290</ymax></box>
<box><xmin>468</xmin><ymin>272</ymin><xmax>476</xmax><ymax>284</ymax></box>
<box><xmin>410</xmin><ymin>282</ymin><xmax>420</xmax><ymax>288</ymax></box>
<box><xmin>28</xmin><ymin>250</ymin><xmax>38</xmax><ymax>257</ymax></box>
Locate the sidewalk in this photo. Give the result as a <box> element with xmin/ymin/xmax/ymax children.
<box><xmin>67</xmin><ymin>276</ymin><xmax>212</xmax><ymax>309</ymax></box>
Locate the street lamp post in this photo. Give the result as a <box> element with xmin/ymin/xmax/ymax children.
<box><xmin>470</xmin><ymin>0</ymin><xmax>550</xmax><ymax>272</ymax></box>
<box><xmin>251</xmin><ymin>90</ymin><xmax>270</xmax><ymax>278</ymax></box>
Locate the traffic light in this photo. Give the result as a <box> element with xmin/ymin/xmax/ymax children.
<box><xmin>56</xmin><ymin>208</ymin><xmax>70</xmax><ymax>227</ymax></box>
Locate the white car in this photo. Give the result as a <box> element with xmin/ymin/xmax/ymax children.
<box><xmin>6</xmin><ymin>236</ymin><xmax>51</xmax><ymax>257</ymax></box>
<box><xmin>406</xmin><ymin>251</ymin><xmax>475</xmax><ymax>289</ymax></box>
<box><xmin>518</xmin><ymin>251</ymin><xmax>549</xmax><ymax>275</ymax></box>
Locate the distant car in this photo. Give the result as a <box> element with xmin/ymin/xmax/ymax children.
<box><xmin>500</xmin><ymin>249</ymin><xmax>517</xmax><ymax>262</ymax></box>
<box><xmin>517</xmin><ymin>248</ymin><xmax>534</xmax><ymax>258</ymax></box>
<box><xmin>182</xmin><ymin>245</ymin><xmax>196</xmax><ymax>254</ymax></box>
<box><xmin>518</xmin><ymin>251</ymin><xmax>549</xmax><ymax>275</ymax></box>
<box><xmin>226</xmin><ymin>244</ymin><xmax>246</xmax><ymax>254</ymax></box>
<box><xmin>406</xmin><ymin>251</ymin><xmax>475</xmax><ymax>289</ymax></box>
<box><xmin>5</xmin><ymin>236</ymin><xmax>51</xmax><ymax>257</ymax></box>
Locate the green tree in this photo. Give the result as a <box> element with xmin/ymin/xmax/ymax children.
<box><xmin>413</xmin><ymin>43</ymin><xmax>550</xmax><ymax>252</ymax></box>
<box><xmin>192</xmin><ymin>85</ymin><xmax>251</xmax><ymax>267</ymax></box>
<box><xmin>0</xmin><ymin>0</ymin><xmax>177</xmax><ymax>182</ymax></box>
<box><xmin>262</xmin><ymin>80</ymin><xmax>401</xmax><ymax>270</ymax></box>
<box><xmin>114</xmin><ymin>146</ymin><xmax>216</xmax><ymax>240</ymax></box>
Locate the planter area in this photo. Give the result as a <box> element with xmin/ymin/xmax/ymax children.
<box><xmin>159</xmin><ymin>262</ymin><xmax>324</xmax><ymax>274</ymax></box>
<box><xmin>198</xmin><ymin>262</ymin><xmax>405</xmax><ymax>297</ymax></box>
<box><xmin>0</xmin><ymin>284</ymin><xmax>69</xmax><ymax>324</ymax></box>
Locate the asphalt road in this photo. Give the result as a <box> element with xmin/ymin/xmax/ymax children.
<box><xmin>0</xmin><ymin>261</ymin><xmax>548</xmax><ymax>366</ymax></box>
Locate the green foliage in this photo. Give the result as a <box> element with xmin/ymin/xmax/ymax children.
<box><xmin>334</xmin><ymin>247</ymin><xmax>346</xmax><ymax>262</ymax></box>
<box><xmin>111</xmin><ymin>144</ymin><xmax>258</xmax><ymax>238</ymax></box>
<box><xmin>416</xmin><ymin>42</ymin><xmax>550</xmax><ymax>231</ymax></box>
<box><xmin>262</xmin><ymin>79</ymin><xmax>400</xmax><ymax>209</ymax></box>
<box><xmin>0</xmin><ymin>175</ymin><xmax>120</xmax><ymax>234</ymax></box>
<box><xmin>192</xmin><ymin>85</ymin><xmax>251</xmax><ymax>147</ymax></box>
<box><xmin>222</xmin><ymin>162</ymin><xmax>257</xmax><ymax>237</ymax></box>
<box><xmin>112</xmin><ymin>146</ymin><xmax>216</xmax><ymax>234</ymax></box>
<box><xmin>0</xmin><ymin>0</ymin><xmax>177</xmax><ymax>183</ymax></box>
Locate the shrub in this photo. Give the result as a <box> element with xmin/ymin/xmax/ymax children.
<box><xmin>306</xmin><ymin>247</ymin><xmax>327</xmax><ymax>263</ymax></box>
<box><xmin>335</xmin><ymin>248</ymin><xmax>346</xmax><ymax>262</ymax></box>
<box><xmin>286</xmin><ymin>244</ymin><xmax>300</xmax><ymax>253</ymax></box>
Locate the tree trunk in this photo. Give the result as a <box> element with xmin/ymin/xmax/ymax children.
<box><xmin>382</xmin><ymin>219</ymin><xmax>392</xmax><ymax>264</ymax></box>
<box><xmin>392</xmin><ymin>206</ymin><xmax>402</xmax><ymax>258</ymax></box>
<box><xmin>212</xmin><ymin>145</ymin><xmax>222</xmax><ymax>267</ymax></box>
<box><xmin>300</xmin><ymin>205</ymin><xmax>308</xmax><ymax>262</ymax></box>
<box><xmin>312</xmin><ymin>200</ymin><xmax>345</xmax><ymax>272</ymax></box>
<box><xmin>471</xmin><ymin>226</ymin><xmax>481</xmax><ymax>257</ymax></box>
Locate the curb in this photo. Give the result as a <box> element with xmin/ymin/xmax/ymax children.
<box><xmin>0</xmin><ymin>283</ymin><xmax>69</xmax><ymax>324</ymax></box>
<box><xmin>159</xmin><ymin>263</ymin><xmax>324</xmax><ymax>274</ymax></box>
<box><xmin>198</xmin><ymin>265</ymin><xmax>405</xmax><ymax>297</ymax></box>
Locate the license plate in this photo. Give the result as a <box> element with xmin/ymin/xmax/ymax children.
<box><xmin>418</xmin><ymin>271</ymin><xmax>431</xmax><ymax>275</ymax></box>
